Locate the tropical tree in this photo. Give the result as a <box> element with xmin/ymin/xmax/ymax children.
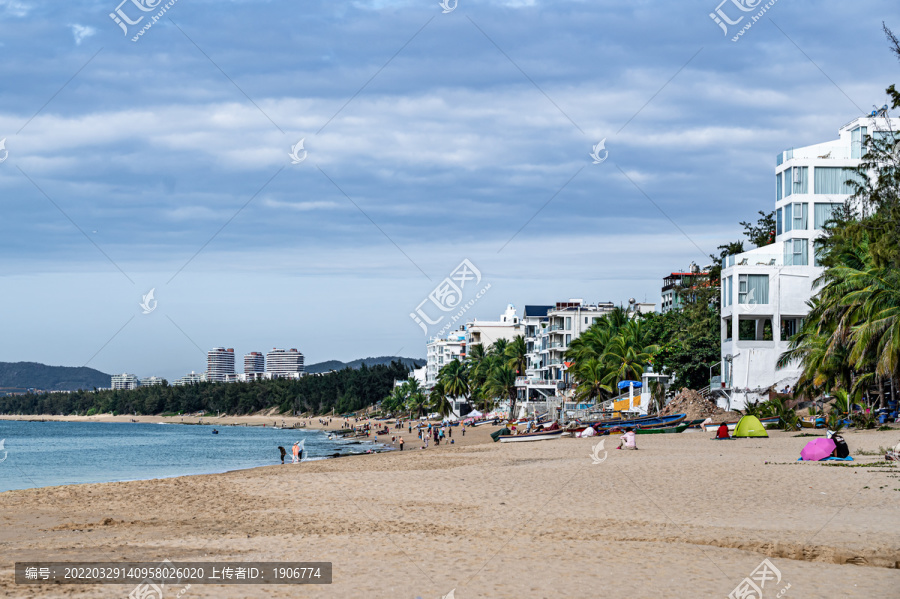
<box><xmin>438</xmin><ymin>359</ymin><xmax>470</xmax><ymax>402</ymax></box>
<box><xmin>484</xmin><ymin>362</ymin><xmax>518</xmax><ymax>419</ymax></box>
<box><xmin>572</xmin><ymin>358</ymin><xmax>612</xmax><ymax>403</ymax></box>
<box><xmin>429</xmin><ymin>380</ymin><xmax>453</xmax><ymax>418</ymax></box>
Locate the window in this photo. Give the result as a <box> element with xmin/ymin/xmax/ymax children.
<box><xmin>784</xmin><ymin>239</ymin><xmax>808</xmax><ymax>266</ymax></box>
<box><xmin>584</xmin><ymin>317</ymin><xmax>588</xmax><ymax>324</ymax></box>
<box><xmin>776</xmin><ymin>208</ymin><xmax>782</xmax><ymax>236</ymax></box>
<box><xmin>728</xmin><ymin>276</ymin><xmax>733</xmax><ymax>307</ymax></box>
<box><xmin>565</xmin><ymin>317</ymin><xmax>571</xmax><ymax>330</ymax></box>
<box><xmin>851</xmin><ymin>126</ymin><xmax>867</xmax><ymax>159</ymax></box>
<box><xmin>813</xmin><ymin>240</ymin><xmax>825</xmax><ymax>266</ymax></box>
<box><xmin>814</xmin><ymin>167</ymin><xmax>856</xmax><ymax>195</ymax></box>
<box><xmin>784</xmin><ymin>203</ymin><xmax>792</xmax><ymax>232</ymax></box>
<box><xmin>738</xmin><ymin>274</ymin><xmax>768</xmax><ymax>304</ymax></box>
<box><xmin>784</xmin><ymin>168</ymin><xmax>792</xmax><ymax>197</ymax></box>
<box><xmin>776</xmin><ymin>173</ymin><xmax>783</xmax><ymax>200</ymax></box>
<box><xmin>814</xmin><ymin>202</ymin><xmax>839</xmax><ymax>229</ymax></box>
<box><xmin>565</xmin><ymin>334</ymin><xmax>571</xmax><ymax>346</ymax></box>
<box><xmin>781</xmin><ymin>318</ymin><xmax>799</xmax><ymax>339</ymax></box>
<box><xmin>792</xmin><ymin>166</ymin><xmax>808</xmax><ymax>194</ymax></box>
<box><xmin>724</xmin><ymin>317</ymin><xmax>732</xmax><ymax>341</ymax></box>
<box><xmin>792</xmin><ymin>202</ymin><xmax>807</xmax><ymax>230</ymax></box>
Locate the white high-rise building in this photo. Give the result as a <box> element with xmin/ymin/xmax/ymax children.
<box><xmin>111</xmin><ymin>373</ymin><xmax>140</xmax><ymax>390</ymax></box>
<box><xmin>244</xmin><ymin>352</ymin><xmax>265</xmax><ymax>373</ymax></box>
<box><xmin>140</xmin><ymin>376</ymin><xmax>165</xmax><ymax>387</ymax></box>
<box><xmin>207</xmin><ymin>347</ymin><xmax>235</xmax><ymax>382</ymax></box>
<box><xmin>266</xmin><ymin>348</ymin><xmax>305</xmax><ymax>375</ymax></box>
<box><xmin>425</xmin><ymin>329</ymin><xmax>466</xmax><ymax>390</ymax></box>
<box><xmin>718</xmin><ymin>113</ymin><xmax>900</xmax><ymax>410</ymax></box>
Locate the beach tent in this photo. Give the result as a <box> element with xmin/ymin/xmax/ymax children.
<box><xmin>467</xmin><ymin>410</ymin><xmax>484</xmax><ymax>419</ymax></box>
<box><xmin>733</xmin><ymin>415</ymin><xmax>768</xmax><ymax>438</ymax></box>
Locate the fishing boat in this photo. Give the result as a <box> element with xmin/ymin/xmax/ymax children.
<box><xmin>702</xmin><ymin>416</ymin><xmax>779</xmax><ymax>432</ymax></box>
<box><xmin>498</xmin><ymin>429</ymin><xmax>565</xmax><ymax>443</ymax></box>
<box><xmin>635</xmin><ymin>423</ymin><xmax>690</xmax><ymax>435</ymax></box>
<box><xmin>799</xmin><ymin>415</ymin><xmax>826</xmax><ymax>429</ymax></box>
<box><xmin>472</xmin><ymin>419</ymin><xmax>499</xmax><ymax>427</ymax></box>
<box><xmin>589</xmin><ymin>413</ymin><xmax>687</xmax><ymax>430</ymax></box>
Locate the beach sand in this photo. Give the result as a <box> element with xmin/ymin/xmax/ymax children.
<box><xmin>1</xmin><ymin>420</ymin><xmax>899</xmax><ymax>598</ymax></box>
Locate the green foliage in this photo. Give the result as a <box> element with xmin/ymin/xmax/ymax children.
<box><xmin>0</xmin><ymin>361</ymin><xmax>411</xmax><ymax>416</ymax></box>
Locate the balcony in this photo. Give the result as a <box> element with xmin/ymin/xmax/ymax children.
<box><xmin>516</xmin><ymin>377</ymin><xmax>560</xmax><ymax>388</ymax></box>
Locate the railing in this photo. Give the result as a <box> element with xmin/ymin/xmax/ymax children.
<box><xmin>727</xmin><ymin>254</ymin><xmax>783</xmax><ymax>268</ymax></box>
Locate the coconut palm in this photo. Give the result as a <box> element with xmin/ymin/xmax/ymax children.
<box><xmin>438</xmin><ymin>358</ymin><xmax>469</xmax><ymax>402</ymax></box>
<box><xmin>572</xmin><ymin>358</ymin><xmax>612</xmax><ymax>404</ymax></box>
<box><xmin>505</xmin><ymin>335</ymin><xmax>527</xmax><ymax>378</ymax></box>
<box><xmin>404</xmin><ymin>378</ymin><xmax>428</xmax><ymax>417</ymax></box>
<box><xmin>429</xmin><ymin>380</ymin><xmax>453</xmax><ymax>418</ymax></box>
<box><xmin>484</xmin><ymin>362</ymin><xmax>518</xmax><ymax>420</ymax></box>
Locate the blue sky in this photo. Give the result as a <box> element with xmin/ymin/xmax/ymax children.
<box><xmin>0</xmin><ymin>0</ymin><xmax>897</xmax><ymax>381</ymax></box>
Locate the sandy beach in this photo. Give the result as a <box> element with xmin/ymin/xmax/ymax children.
<box><xmin>1</xmin><ymin>419</ymin><xmax>899</xmax><ymax>598</ymax></box>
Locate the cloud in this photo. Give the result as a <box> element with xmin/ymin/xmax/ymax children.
<box><xmin>0</xmin><ymin>0</ymin><xmax>30</xmax><ymax>18</ymax></box>
<box><xmin>69</xmin><ymin>24</ymin><xmax>96</xmax><ymax>46</ymax></box>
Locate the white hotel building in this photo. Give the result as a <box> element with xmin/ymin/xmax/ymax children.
<box><xmin>206</xmin><ymin>347</ymin><xmax>235</xmax><ymax>382</ymax></box>
<box><xmin>425</xmin><ymin>329</ymin><xmax>466</xmax><ymax>390</ymax></box>
<box><xmin>719</xmin><ymin>114</ymin><xmax>900</xmax><ymax>410</ymax></box>
<box><xmin>266</xmin><ymin>348</ymin><xmax>305</xmax><ymax>377</ymax></box>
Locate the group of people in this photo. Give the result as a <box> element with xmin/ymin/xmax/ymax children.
<box><xmin>277</xmin><ymin>441</ymin><xmax>304</xmax><ymax>464</ymax></box>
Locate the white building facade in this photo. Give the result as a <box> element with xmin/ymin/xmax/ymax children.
<box><xmin>111</xmin><ymin>373</ymin><xmax>140</xmax><ymax>390</ymax></box>
<box><xmin>719</xmin><ymin>114</ymin><xmax>900</xmax><ymax>409</ymax></box>
<box><xmin>464</xmin><ymin>304</ymin><xmax>523</xmax><ymax>349</ymax></box>
<box><xmin>266</xmin><ymin>348</ymin><xmax>305</xmax><ymax>375</ymax></box>
<box><xmin>207</xmin><ymin>347</ymin><xmax>235</xmax><ymax>382</ymax></box>
<box><xmin>425</xmin><ymin>329</ymin><xmax>466</xmax><ymax>390</ymax></box>
<box><xmin>244</xmin><ymin>352</ymin><xmax>265</xmax><ymax>373</ymax></box>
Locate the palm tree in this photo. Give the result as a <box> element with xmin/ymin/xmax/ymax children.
<box><xmin>484</xmin><ymin>362</ymin><xmax>518</xmax><ymax>420</ymax></box>
<box><xmin>505</xmin><ymin>335</ymin><xmax>527</xmax><ymax>378</ymax></box>
<box><xmin>429</xmin><ymin>380</ymin><xmax>453</xmax><ymax>418</ymax></box>
<box><xmin>404</xmin><ymin>378</ymin><xmax>427</xmax><ymax>418</ymax></box>
<box><xmin>573</xmin><ymin>358</ymin><xmax>611</xmax><ymax>404</ymax></box>
<box><xmin>438</xmin><ymin>359</ymin><xmax>470</xmax><ymax>402</ymax></box>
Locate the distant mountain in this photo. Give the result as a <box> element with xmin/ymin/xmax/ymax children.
<box><xmin>0</xmin><ymin>362</ymin><xmax>112</xmax><ymax>392</ymax></box>
<box><xmin>305</xmin><ymin>356</ymin><xmax>425</xmax><ymax>374</ymax></box>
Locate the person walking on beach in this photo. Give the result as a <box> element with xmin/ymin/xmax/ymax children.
<box><xmin>278</xmin><ymin>446</ymin><xmax>286</xmax><ymax>464</ymax></box>
<box><xmin>462</xmin><ymin>425</ymin><xmax>465</xmax><ymax>436</ymax></box>
<box><xmin>399</xmin><ymin>437</ymin><xmax>404</xmax><ymax>451</ymax></box>
<box><xmin>448</xmin><ymin>426</ymin><xmax>452</xmax><ymax>438</ymax></box>
<box><xmin>292</xmin><ymin>442</ymin><xmax>300</xmax><ymax>463</ymax></box>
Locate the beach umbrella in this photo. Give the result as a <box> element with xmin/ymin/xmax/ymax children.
<box><xmin>800</xmin><ymin>438</ymin><xmax>836</xmax><ymax>461</ymax></box>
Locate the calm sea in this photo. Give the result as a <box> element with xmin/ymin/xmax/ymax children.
<box><xmin>0</xmin><ymin>421</ymin><xmax>382</xmax><ymax>493</ymax></box>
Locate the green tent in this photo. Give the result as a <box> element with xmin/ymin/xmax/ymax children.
<box><xmin>733</xmin><ymin>415</ymin><xmax>768</xmax><ymax>438</ymax></box>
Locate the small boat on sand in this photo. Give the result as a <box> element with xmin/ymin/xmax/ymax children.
<box><xmin>635</xmin><ymin>423</ymin><xmax>689</xmax><ymax>434</ymax></box>
<box><xmin>498</xmin><ymin>429</ymin><xmax>564</xmax><ymax>443</ymax></box>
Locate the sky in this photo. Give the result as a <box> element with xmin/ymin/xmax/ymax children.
<box><xmin>0</xmin><ymin>0</ymin><xmax>897</xmax><ymax>382</ymax></box>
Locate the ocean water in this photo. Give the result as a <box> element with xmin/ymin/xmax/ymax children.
<box><xmin>0</xmin><ymin>421</ymin><xmax>382</xmax><ymax>493</ymax></box>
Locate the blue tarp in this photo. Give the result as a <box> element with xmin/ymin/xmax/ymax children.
<box><xmin>617</xmin><ymin>380</ymin><xmax>643</xmax><ymax>390</ymax></box>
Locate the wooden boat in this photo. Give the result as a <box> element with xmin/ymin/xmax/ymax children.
<box><xmin>800</xmin><ymin>416</ymin><xmax>826</xmax><ymax>429</ymax></box>
<box><xmin>702</xmin><ymin>416</ymin><xmax>779</xmax><ymax>432</ymax></box>
<box><xmin>498</xmin><ymin>429</ymin><xmax>564</xmax><ymax>443</ymax></box>
<box><xmin>591</xmin><ymin>413</ymin><xmax>686</xmax><ymax>430</ymax></box>
<box><xmin>635</xmin><ymin>423</ymin><xmax>689</xmax><ymax>435</ymax></box>
<box><xmin>473</xmin><ymin>419</ymin><xmax>499</xmax><ymax>427</ymax></box>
